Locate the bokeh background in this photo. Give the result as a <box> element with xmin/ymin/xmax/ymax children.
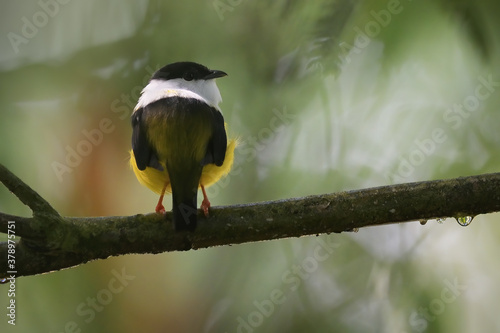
<box><xmin>1</xmin><ymin>1</ymin><xmax>500</xmax><ymax>332</ymax></box>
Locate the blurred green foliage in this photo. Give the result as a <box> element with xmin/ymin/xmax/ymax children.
<box><xmin>1</xmin><ymin>0</ymin><xmax>500</xmax><ymax>332</ymax></box>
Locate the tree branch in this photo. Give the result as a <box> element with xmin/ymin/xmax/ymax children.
<box><xmin>0</xmin><ymin>164</ymin><xmax>58</xmax><ymax>216</ymax></box>
<box><xmin>1</xmin><ymin>162</ymin><xmax>500</xmax><ymax>279</ymax></box>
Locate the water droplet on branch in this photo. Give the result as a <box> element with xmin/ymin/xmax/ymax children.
<box><xmin>456</xmin><ymin>216</ymin><xmax>474</xmax><ymax>227</ymax></box>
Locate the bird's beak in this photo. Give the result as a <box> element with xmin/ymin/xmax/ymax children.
<box><xmin>204</xmin><ymin>70</ymin><xmax>227</xmax><ymax>80</ymax></box>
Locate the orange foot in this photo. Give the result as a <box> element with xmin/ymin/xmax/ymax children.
<box><xmin>200</xmin><ymin>184</ymin><xmax>210</xmax><ymax>217</ymax></box>
<box><xmin>155</xmin><ymin>203</ymin><xmax>166</xmax><ymax>214</ymax></box>
<box><xmin>155</xmin><ymin>182</ymin><xmax>168</xmax><ymax>214</ymax></box>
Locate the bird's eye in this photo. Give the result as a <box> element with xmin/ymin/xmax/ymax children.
<box><xmin>183</xmin><ymin>72</ymin><xmax>194</xmax><ymax>81</ymax></box>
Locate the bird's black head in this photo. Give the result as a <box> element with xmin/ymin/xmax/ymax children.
<box><xmin>152</xmin><ymin>62</ymin><xmax>227</xmax><ymax>82</ymax></box>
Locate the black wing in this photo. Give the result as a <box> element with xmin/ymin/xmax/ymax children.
<box><xmin>202</xmin><ymin>109</ymin><xmax>227</xmax><ymax>167</ymax></box>
<box><xmin>131</xmin><ymin>108</ymin><xmax>163</xmax><ymax>171</ymax></box>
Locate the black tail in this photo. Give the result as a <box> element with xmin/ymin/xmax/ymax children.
<box><xmin>172</xmin><ymin>192</ymin><xmax>198</xmax><ymax>231</ymax></box>
<box><xmin>167</xmin><ymin>162</ymin><xmax>202</xmax><ymax>232</ymax></box>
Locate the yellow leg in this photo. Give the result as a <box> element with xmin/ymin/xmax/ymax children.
<box><xmin>155</xmin><ymin>182</ymin><xmax>168</xmax><ymax>214</ymax></box>
<box><xmin>200</xmin><ymin>184</ymin><xmax>210</xmax><ymax>217</ymax></box>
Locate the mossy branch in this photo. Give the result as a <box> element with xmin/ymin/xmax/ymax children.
<box><xmin>1</xmin><ymin>162</ymin><xmax>500</xmax><ymax>279</ymax></box>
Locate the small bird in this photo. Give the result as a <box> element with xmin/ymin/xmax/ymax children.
<box><xmin>129</xmin><ymin>62</ymin><xmax>236</xmax><ymax>231</ymax></box>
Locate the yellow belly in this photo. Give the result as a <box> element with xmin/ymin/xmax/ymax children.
<box><xmin>130</xmin><ymin>138</ymin><xmax>237</xmax><ymax>195</ymax></box>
